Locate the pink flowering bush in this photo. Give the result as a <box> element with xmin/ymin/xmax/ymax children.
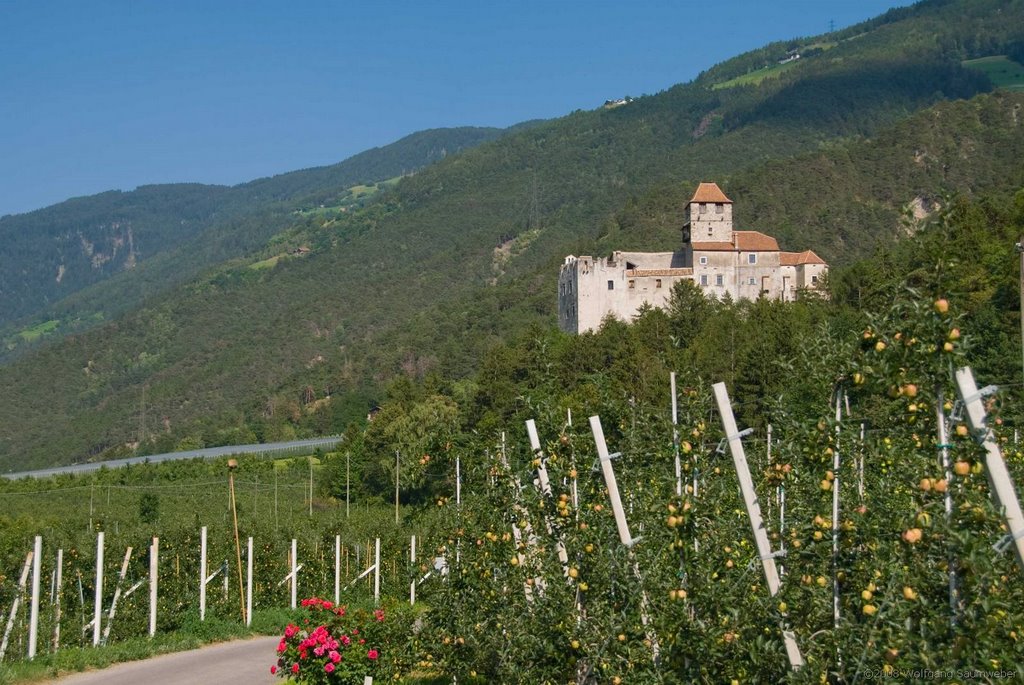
<box><xmin>272</xmin><ymin>597</ymin><xmax>386</xmax><ymax>684</ymax></box>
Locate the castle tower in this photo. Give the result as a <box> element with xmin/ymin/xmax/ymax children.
<box><xmin>683</xmin><ymin>182</ymin><xmax>733</xmax><ymax>244</ymax></box>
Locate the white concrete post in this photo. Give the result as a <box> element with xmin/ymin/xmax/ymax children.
<box><xmin>832</xmin><ymin>392</ymin><xmax>842</xmax><ymax>634</ymax></box>
<box><xmin>28</xmin><ymin>536</ymin><xmax>41</xmax><ymax>659</ymax></box>
<box><xmin>671</xmin><ymin>372</ymin><xmax>681</xmax><ymax>498</ymax></box>
<box><xmin>526</xmin><ymin>420</ymin><xmax>553</xmax><ymax>496</ymax></box>
<box><xmin>149</xmin><ymin>538</ymin><xmax>159</xmax><ymax>637</ymax></box>
<box><xmin>588</xmin><ymin>416</ymin><xmax>635</xmax><ymax>547</ymax></box>
<box><xmin>410</xmin><ymin>535</ymin><xmax>417</xmax><ymax>606</ymax></box>
<box><xmin>526</xmin><ymin>419</ymin><xmax>570</xmax><ymax>571</ymax></box>
<box><xmin>93</xmin><ymin>532</ymin><xmax>104</xmax><ymax>646</ymax></box>
<box><xmin>456</xmin><ymin>455</ymin><xmax>461</xmax><ymax>506</ymax></box>
<box><xmin>0</xmin><ymin>551</ymin><xmax>33</xmax><ymax>662</ymax></box>
<box><xmin>53</xmin><ymin>548</ymin><xmax>63</xmax><ymax>652</ymax></box>
<box><xmin>102</xmin><ymin>546</ymin><xmax>133</xmax><ymax>644</ymax></box>
<box><xmin>334</xmin><ymin>535</ymin><xmax>341</xmax><ymax>606</ymax></box>
<box><xmin>713</xmin><ymin>382</ymin><xmax>803</xmax><ymax>670</ymax></box>
<box><xmin>290</xmin><ymin>539</ymin><xmax>298</xmax><ymax>609</ymax></box>
<box><xmin>199</xmin><ymin>527</ymin><xmax>207</xmax><ymax>621</ymax></box>
<box><xmin>955</xmin><ymin>367</ymin><xmax>1024</xmax><ymax>573</ymax></box>
<box><xmin>373</xmin><ymin>538</ymin><xmax>381</xmax><ymax>605</ymax></box>
<box><xmin>935</xmin><ymin>388</ymin><xmax>959</xmax><ymax>620</ymax></box>
<box><xmin>588</xmin><ymin>415</ymin><xmax>659</xmax><ymax>663</ymax></box>
<box><xmin>246</xmin><ymin>537</ymin><xmax>253</xmax><ymax>627</ymax></box>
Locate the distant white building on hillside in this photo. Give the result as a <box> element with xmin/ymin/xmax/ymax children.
<box><xmin>557</xmin><ymin>182</ymin><xmax>827</xmax><ymax>334</ymax></box>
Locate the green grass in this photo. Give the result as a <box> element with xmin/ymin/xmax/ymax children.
<box><xmin>712</xmin><ymin>59</ymin><xmax>800</xmax><ymax>90</ymax></box>
<box><xmin>963</xmin><ymin>55</ymin><xmax>1024</xmax><ymax>91</ymax></box>
<box><xmin>249</xmin><ymin>254</ymin><xmax>283</xmax><ymax>270</ymax></box>
<box><xmin>16</xmin><ymin>320</ymin><xmax>59</xmax><ymax>342</ymax></box>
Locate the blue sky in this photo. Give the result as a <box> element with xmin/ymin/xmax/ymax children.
<box><xmin>0</xmin><ymin>1</ymin><xmax>909</xmax><ymax>217</ymax></box>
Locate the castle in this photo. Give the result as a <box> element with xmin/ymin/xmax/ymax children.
<box><xmin>557</xmin><ymin>182</ymin><xmax>827</xmax><ymax>334</ymax></box>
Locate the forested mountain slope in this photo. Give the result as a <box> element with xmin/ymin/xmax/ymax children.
<box><xmin>2</xmin><ymin>0</ymin><xmax>1023</xmax><ymax>470</ymax></box>
<box><xmin>0</xmin><ymin>126</ymin><xmax>511</xmax><ymax>340</ymax></box>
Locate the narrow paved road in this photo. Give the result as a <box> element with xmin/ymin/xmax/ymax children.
<box><xmin>3</xmin><ymin>436</ymin><xmax>342</xmax><ymax>480</ymax></box>
<box><xmin>44</xmin><ymin>636</ymin><xmax>279</xmax><ymax>685</ymax></box>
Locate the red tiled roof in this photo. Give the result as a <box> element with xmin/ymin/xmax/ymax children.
<box><xmin>689</xmin><ymin>241</ymin><xmax>734</xmax><ymax>251</ymax></box>
<box><xmin>692</xmin><ymin>231</ymin><xmax>779</xmax><ymax>252</ymax></box>
<box><xmin>689</xmin><ymin>182</ymin><xmax>732</xmax><ymax>204</ymax></box>
<box><xmin>780</xmin><ymin>250</ymin><xmax>827</xmax><ymax>266</ymax></box>
<box><xmin>734</xmin><ymin>231</ymin><xmax>779</xmax><ymax>251</ymax></box>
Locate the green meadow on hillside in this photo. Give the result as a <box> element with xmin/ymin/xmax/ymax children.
<box><xmin>964</xmin><ymin>54</ymin><xmax>1024</xmax><ymax>90</ymax></box>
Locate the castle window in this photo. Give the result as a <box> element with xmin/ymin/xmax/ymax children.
<box><xmin>811</xmin><ymin>275</ymin><xmax>818</xmax><ymax>285</ymax></box>
<box><xmin>656</xmin><ymin>279</ymin><xmax>662</xmax><ymax>288</ymax></box>
<box><xmin>748</xmin><ymin>253</ymin><xmax>757</xmax><ymax>265</ymax></box>
<box><xmin>716</xmin><ymin>274</ymin><xmax>724</xmax><ymax>286</ymax></box>
<box><xmin>749</xmin><ymin>277</ymin><xmax>756</xmax><ymax>285</ymax></box>
<box><xmin>700</xmin><ymin>275</ymin><xmax>708</xmax><ymax>286</ymax></box>
<box><xmin>700</xmin><ymin>203</ymin><xmax>707</xmax><ymax>214</ymax></box>
<box><xmin>699</xmin><ymin>256</ymin><xmax>708</xmax><ymax>265</ymax></box>
<box><xmin>715</xmin><ymin>203</ymin><xmax>724</xmax><ymax>214</ymax></box>
<box><xmin>628</xmin><ymin>280</ymin><xmax>635</xmax><ymax>289</ymax></box>
<box><xmin>608</xmin><ymin>280</ymin><xmax>614</xmax><ymax>290</ymax></box>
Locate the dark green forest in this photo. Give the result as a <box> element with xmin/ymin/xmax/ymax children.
<box><xmin>0</xmin><ymin>126</ymin><xmax>514</xmax><ymax>340</ymax></box>
<box><xmin>2</xmin><ymin>0</ymin><xmax>1024</xmax><ymax>471</ymax></box>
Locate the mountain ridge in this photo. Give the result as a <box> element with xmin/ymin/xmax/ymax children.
<box><xmin>2</xmin><ymin>0</ymin><xmax>1023</xmax><ymax>470</ymax></box>
<box><xmin>0</xmin><ymin>125</ymin><xmax>521</xmax><ymax>343</ymax></box>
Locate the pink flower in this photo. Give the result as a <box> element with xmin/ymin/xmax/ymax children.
<box><xmin>359</xmin><ymin>639</ymin><xmax>365</xmax><ymax>645</ymax></box>
<box><xmin>291</xmin><ymin>663</ymin><xmax>300</xmax><ymax>674</ymax></box>
<box><xmin>374</xmin><ymin>609</ymin><xmax>385</xmax><ymax>622</ymax></box>
<box><xmin>341</xmin><ymin>635</ymin><xmax>351</xmax><ymax>646</ymax></box>
<box><xmin>277</xmin><ymin>640</ymin><xmax>287</xmax><ymax>653</ymax></box>
<box><xmin>270</xmin><ymin>665</ymin><xmax>277</xmax><ymax>674</ymax></box>
<box><xmin>329</xmin><ymin>650</ymin><xmax>341</xmax><ymax>663</ymax></box>
<box><xmin>284</xmin><ymin>624</ymin><xmax>298</xmax><ymax>638</ymax></box>
<box><xmin>324</xmin><ymin>662</ymin><xmax>335</xmax><ymax>673</ymax></box>
<box><xmin>367</xmin><ymin>649</ymin><xmax>379</xmax><ymax>661</ymax></box>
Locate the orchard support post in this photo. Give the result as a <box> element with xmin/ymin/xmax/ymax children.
<box><xmin>291</xmin><ymin>539</ymin><xmax>298</xmax><ymax>609</ymax></box>
<box><xmin>149</xmin><ymin>538</ymin><xmax>158</xmax><ymax>637</ymax></box>
<box><xmin>28</xmin><ymin>536</ymin><xmax>41</xmax><ymax>659</ymax></box>
<box><xmin>713</xmin><ymin>382</ymin><xmax>804</xmax><ymax>670</ymax></box>
<box><xmin>955</xmin><ymin>367</ymin><xmax>1024</xmax><ymax>573</ymax></box>
<box><xmin>0</xmin><ymin>551</ymin><xmax>33</xmax><ymax>662</ymax></box>
<box><xmin>671</xmin><ymin>372</ymin><xmax>682</xmax><ymax>498</ymax></box>
<box><xmin>246</xmin><ymin>537</ymin><xmax>253</xmax><ymax>627</ymax></box>
<box><xmin>102</xmin><ymin>546</ymin><xmax>133</xmax><ymax>645</ymax></box>
<box><xmin>93</xmin><ymin>531</ymin><xmax>104</xmax><ymax>646</ymax></box>
<box><xmin>935</xmin><ymin>388</ymin><xmax>959</xmax><ymax>622</ymax></box>
<box><xmin>410</xmin><ymin>536</ymin><xmax>416</xmax><ymax>606</ymax></box>
<box><xmin>335</xmin><ymin>535</ymin><xmax>342</xmax><ymax>606</ymax></box>
<box><xmin>832</xmin><ymin>391</ymin><xmax>843</xmax><ymax>636</ymax></box>
<box><xmin>526</xmin><ymin>419</ymin><xmax>570</xmax><ymax>571</ymax></box>
<box><xmin>589</xmin><ymin>415</ymin><xmax>660</xmax><ymax>663</ymax></box>
<box><xmin>588</xmin><ymin>416</ymin><xmax>634</xmax><ymax>546</ymax></box>
<box><xmin>53</xmin><ymin>548</ymin><xmax>63</xmax><ymax>651</ymax></box>
<box><xmin>199</xmin><ymin>527</ymin><xmax>207</xmax><ymax>621</ymax></box>
<box><xmin>374</xmin><ymin>538</ymin><xmax>381</xmax><ymax>605</ymax></box>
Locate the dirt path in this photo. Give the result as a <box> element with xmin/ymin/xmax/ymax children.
<box><xmin>43</xmin><ymin>635</ymin><xmax>279</xmax><ymax>684</ymax></box>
